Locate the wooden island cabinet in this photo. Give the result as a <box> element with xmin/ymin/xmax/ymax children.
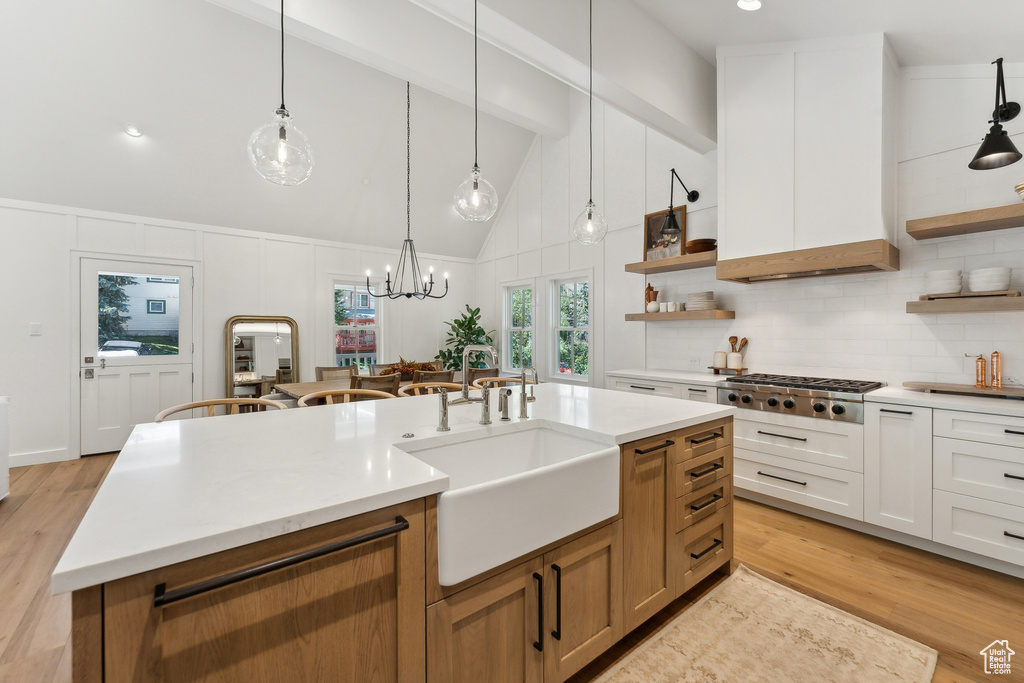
<box><xmin>71</xmin><ymin>418</ymin><xmax>732</xmax><ymax>683</ymax></box>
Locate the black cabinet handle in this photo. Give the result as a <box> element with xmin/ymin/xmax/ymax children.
<box><xmin>1006</xmin><ymin>429</ymin><xmax>1024</xmax><ymax>437</ymax></box>
<box><xmin>629</xmin><ymin>384</ymin><xmax>655</xmax><ymax>391</ymax></box>
<box><xmin>687</xmin><ymin>388</ymin><xmax>708</xmax><ymax>393</ymax></box>
<box><xmin>757</xmin><ymin>430</ymin><xmax>808</xmax><ymax>442</ymax></box>
<box><xmin>690</xmin><ymin>463</ymin><xmax>723</xmax><ymax>479</ymax></box>
<box><xmin>635</xmin><ymin>440</ymin><xmax>675</xmax><ymax>455</ymax></box>
<box><xmin>756</xmin><ymin>471</ymin><xmax>807</xmax><ymax>486</ymax></box>
<box><xmin>690</xmin><ymin>494</ymin><xmax>723</xmax><ymax>512</ymax></box>
<box><xmin>551</xmin><ymin>564</ymin><xmax>562</xmax><ymax>641</ymax></box>
<box><xmin>880</xmin><ymin>408</ymin><xmax>913</xmax><ymax>415</ymax></box>
<box><xmin>533</xmin><ymin>572</ymin><xmax>544</xmax><ymax>652</ymax></box>
<box><xmin>690</xmin><ymin>538</ymin><xmax>722</xmax><ymax>560</ymax></box>
<box><xmin>154</xmin><ymin>516</ymin><xmax>409</xmax><ymax>608</ymax></box>
<box><xmin>690</xmin><ymin>432</ymin><xmax>722</xmax><ymax>445</ymax></box>
<box><xmin>1005</xmin><ymin>473</ymin><xmax>1024</xmax><ymax>482</ymax></box>
<box><xmin>1005</xmin><ymin>531</ymin><xmax>1024</xmax><ymax>542</ymax></box>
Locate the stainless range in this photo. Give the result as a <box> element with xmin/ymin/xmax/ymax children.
<box><xmin>717</xmin><ymin>374</ymin><xmax>883</xmax><ymax>424</ymax></box>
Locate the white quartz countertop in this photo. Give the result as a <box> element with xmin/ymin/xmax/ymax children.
<box><xmin>605</xmin><ymin>368</ymin><xmax>728</xmax><ymax>386</ymax></box>
<box><xmin>53</xmin><ymin>383</ymin><xmax>733</xmax><ymax>594</ymax></box>
<box><xmin>867</xmin><ymin>386</ymin><xmax>1024</xmax><ymax>418</ymax></box>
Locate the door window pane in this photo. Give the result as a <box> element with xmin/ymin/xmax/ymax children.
<box><xmin>97</xmin><ymin>272</ymin><xmax>179</xmax><ymax>356</ymax></box>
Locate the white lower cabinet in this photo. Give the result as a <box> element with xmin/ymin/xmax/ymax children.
<box><xmin>933</xmin><ymin>490</ymin><xmax>1024</xmax><ymax>566</ymax></box>
<box><xmin>863</xmin><ymin>404</ymin><xmax>933</xmax><ymax>539</ymax></box>
<box><xmin>678</xmin><ymin>383</ymin><xmax>716</xmax><ymax>403</ymax></box>
<box><xmin>609</xmin><ymin>377</ymin><xmax>681</xmax><ymax>399</ymax></box>
<box><xmin>734</xmin><ymin>451</ymin><xmax>864</xmax><ymax>519</ymax></box>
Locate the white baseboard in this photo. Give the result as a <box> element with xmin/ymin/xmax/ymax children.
<box><xmin>737</xmin><ymin>489</ymin><xmax>1024</xmax><ymax>581</ymax></box>
<box><xmin>9</xmin><ymin>448</ymin><xmax>76</xmax><ymax>468</ymax></box>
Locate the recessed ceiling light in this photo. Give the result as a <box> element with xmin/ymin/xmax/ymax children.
<box><xmin>737</xmin><ymin>0</ymin><xmax>762</xmax><ymax>10</ymax></box>
<box><xmin>362</xmin><ymin>178</ymin><xmax>371</xmax><ymax>185</ymax></box>
<box><xmin>124</xmin><ymin>123</ymin><xmax>143</xmax><ymax>137</ymax></box>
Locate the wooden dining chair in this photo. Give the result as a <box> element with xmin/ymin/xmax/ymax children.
<box><xmin>398</xmin><ymin>382</ymin><xmax>463</xmax><ymax>397</ymax></box>
<box><xmin>369</xmin><ymin>363</ymin><xmax>388</xmax><ymax>376</ymax></box>
<box><xmin>315</xmin><ymin>365</ymin><xmax>359</xmax><ymax>382</ymax></box>
<box><xmin>351</xmin><ymin>374</ymin><xmax>401</xmax><ymax>396</ymax></box>
<box><xmin>466</xmin><ymin>366</ymin><xmax>500</xmax><ymax>386</ymax></box>
<box><xmin>296</xmin><ymin>389</ymin><xmax>396</xmax><ymax>407</ymax></box>
<box><xmin>472</xmin><ymin>376</ymin><xmax>537</xmax><ymax>389</ymax></box>
<box><xmin>154</xmin><ymin>398</ymin><xmax>288</xmax><ymax>423</ymax></box>
<box><xmin>411</xmin><ymin>368</ymin><xmax>454</xmax><ymax>384</ymax></box>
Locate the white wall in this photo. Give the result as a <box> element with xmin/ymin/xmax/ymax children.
<box><xmin>0</xmin><ymin>199</ymin><xmax>475</xmax><ymax>466</ymax></box>
<box><xmin>478</xmin><ymin>64</ymin><xmax>1024</xmax><ymax>390</ymax></box>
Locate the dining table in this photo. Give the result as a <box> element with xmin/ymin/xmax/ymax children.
<box><xmin>273</xmin><ymin>372</ymin><xmax>469</xmax><ymax>400</ymax></box>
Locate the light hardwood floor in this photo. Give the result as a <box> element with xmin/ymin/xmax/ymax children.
<box><xmin>2</xmin><ymin>454</ymin><xmax>1022</xmax><ymax>682</ymax></box>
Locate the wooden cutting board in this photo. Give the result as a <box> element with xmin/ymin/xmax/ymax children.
<box><xmin>902</xmin><ymin>381</ymin><xmax>1024</xmax><ymax>399</ymax></box>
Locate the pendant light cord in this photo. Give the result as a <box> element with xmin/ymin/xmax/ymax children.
<box><xmin>588</xmin><ymin>0</ymin><xmax>593</xmax><ymax>204</ymax></box>
<box><xmin>279</xmin><ymin>0</ymin><xmax>286</xmax><ymax>110</ymax></box>
<box><xmin>474</xmin><ymin>0</ymin><xmax>479</xmax><ymax>167</ymax></box>
<box><xmin>407</xmin><ymin>82</ymin><xmax>412</xmax><ymax>240</ymax></box>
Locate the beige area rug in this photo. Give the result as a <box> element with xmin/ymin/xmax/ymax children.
<box><xmin>596</xmin><ymin>565</ymin><xmax>937</xmax><ymax>683</ymax></box>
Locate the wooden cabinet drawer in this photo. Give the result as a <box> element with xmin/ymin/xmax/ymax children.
<box><xmin>934</xmin><ymin>410</ymin><xmax>1024</xmax><ymax>448</ymax></box>
<box><xmin>679</xmin><ymin>420</ymin><xmax>733</xmax><ymax>461</ymax></box>
<box><xmin>675</xmin><ymin>446</ymin><xmax>731</xmax><ymax>497</ymax></box>
<box><xmin>734</xmin><ymin>451</ymin><xmax>864</xmax><ymax>520</ymax></box>
<box><xmin>734</xmin><ymin>413</ymin><xmax>863</xmax><ymax>472</ymax></box>
<box><xmin>674</xmin><ymin>505</ymin><xmax>733</xmax><ymax>594</ymax></box>
<box><xmin>933</xmin><ymin>490</ymin><xmax>1024</xmax><ymax>567</ymax></box>
<box><xmin>934</xmin><ymin>436</ymin><xmax>1024</xmax><ymax>506</ymax></box>
<box><xmin>610</xmin><ymin>378</ymin><xmax>681</xmax><ymax>399</ymax></box>
<box><xmin>676</xmin><ymin>478</ymin><xmax>732</xmax><ymax>533</ymax></box>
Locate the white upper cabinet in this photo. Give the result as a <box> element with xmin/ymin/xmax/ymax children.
<box><xmin>717</xmin><ymin>35</ymin><xmax>898</xmax><ymax>262</ymax></box>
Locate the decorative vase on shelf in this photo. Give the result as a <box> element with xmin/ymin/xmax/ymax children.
<box><xmin>646</xmin><ymin>301</ymin><xmax>660</xmax><ymax>313</ymax></box>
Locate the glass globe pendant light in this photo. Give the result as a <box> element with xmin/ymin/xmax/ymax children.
<box><xmin>248</xmin><ymin>0</ymin><xmax>313</xmax><ymax>186</ymax></box>
<box><xmin>573</xmin><ymin>0</ymin><xmax>608</xmax><ymax>246</ymax></box>
<box><xmin>453</xmin><ymin>0</ymin><xmax>498</xmax><ymax>221</ymax></box>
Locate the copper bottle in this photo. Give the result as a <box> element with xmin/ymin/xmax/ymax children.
<box><xmin>975</xmin><ymin>354</ymin><xmax>988</xmax><ymax>388</ymax></box>
<box><xmin>991</xmin><ymin>351</ymin><xmax>1002</xmax><ymax>389</ymax></box>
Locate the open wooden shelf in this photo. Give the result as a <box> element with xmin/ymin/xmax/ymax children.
<box><xmin>625</xmin><ymin>310</ymin><xmax>735</xmax><ymax>321</ymax></box>
<box><xmin>906</xmin><ymin>293</ymin><xmax>1024</xmax><ymax>314</ymax></box>
<box><xmin>624</xmin><ymin>250</ymin><xmax>717</xmax><ymax>275</ymax></box>
<box><xmin>906</xmin><ymin>202</ymin><xmax>1024</xmax><ymax>240</ymax></box>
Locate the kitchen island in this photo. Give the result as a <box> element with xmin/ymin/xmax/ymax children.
<box><xmin>55</xmin><ymin>383</ymin><xmax>734</xmax><ymax>682</ymax></box>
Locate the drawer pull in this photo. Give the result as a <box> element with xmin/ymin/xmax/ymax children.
<box><xmin>687</xmin><ymin>388</ymin><xmax>708</xmax><ymax>393</ymax></box>
<box><xmin>635</xmin><ymin>440</ymin><xmax>675</xmax><ymax>455</ymax></box>
<box><xmin>756</xmin><ymin>471</ymin><xmax>807</xmax><ymax>486</ymax></box>
<box><xmin>1005</xmin><ymin>473</ymin><xmax>1024</xmax><ymax>482</ymax></box>
<box><xmin>691</xmin><ymin>432</ymin><xmax>723</xmax><ymax>445</ymax></box>
<box><xmin>551</xmin><ymin>564</ymin><xmax>562</xmax><ymax>641</ymax></box>
<box><xmin>690</xmin><ymin>494</ymin><xmax>723</xmax><ymax>512</ymax></box>
<box><xmin>1007</xmin><ymin>429</ymin><xmax>1024</xmax><ymax>437</ymax></box>
<box><xmin>880</xmin><ymin>408</ymin><xmax>913</xmax><ymax>416</ymax></box>
<box><xmin>153</xmin><ymin>516</ymin><xmax>409</xmax><ymax>608</ymax></box>
<box><xmin>629</xmin><ymin>384</ymin><xmax>656</xmax><ymax>391</ymax></box>
<box><xmin>533</xmin><ymin>572</ymin><xmax>544</xmax><ymax>652</ymax></box>
<box><xmin>691</xmin><ymin>463</ymin><xmax>723</xmax><ymax>479</ymax></box>
<box><xmin>1005</xmin><ymin>531</ymin><xmax>1024</xmax><ymax>542</ymax></box>
<box><xmin>690</xmin><ymin>538</ymin><xmax>722</xmax><ymax>560</ymax></box>
<box><xmin>757</xmin><ymin>430</ymin><xmax>807</xmax><ymax>442</ymax></box>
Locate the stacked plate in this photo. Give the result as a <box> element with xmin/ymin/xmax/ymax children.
<box><xmin>687</xmin><ymin>291</ymin><xmax>717</xmax><ymax>310</ymax></box>
<box><xmin>923</xmin><ymin>269</ymin><xmax>962</xmax><ymax>294</ymax></box>
<box><xmin>966</xmin><ymin>267</ymin><xmax>1012</xmax><ymax>292</ymax></box>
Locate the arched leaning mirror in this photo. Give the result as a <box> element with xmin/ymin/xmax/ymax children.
<box><xmin>225</xmin><ymin>315</ymin><xmax>300</xmax><ymax>399</ymax></box>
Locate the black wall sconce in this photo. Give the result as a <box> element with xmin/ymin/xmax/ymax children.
<box><xmin>969</xmin><ymin>57</ymin><xmax>1022</xmax><ymax>170</ymax></box>
<box><xmin>661</xmin><ymin>168</ymin><xmax>699</xmax><ymax>237</ymax></box>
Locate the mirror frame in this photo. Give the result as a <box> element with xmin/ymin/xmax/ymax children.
<box><xmin>224</xmin><ymin>315</ymin><xmax>300</xmax><ymax>398</ymax></box>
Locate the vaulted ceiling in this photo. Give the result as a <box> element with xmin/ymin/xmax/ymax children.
<box><xmin>4</xmin><ymin>0</ymin><xmax>1023</xmax><ymax>259</ymax></box>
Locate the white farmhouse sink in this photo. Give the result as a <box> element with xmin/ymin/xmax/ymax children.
<box><xmin>395</xmin><ymin>421</ymin><xmax>619</xmax><ymax>585</ymax></box>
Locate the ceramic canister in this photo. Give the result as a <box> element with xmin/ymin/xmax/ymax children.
<box><xmin>713</xmin><ymin>351</ymin><xmax>727</xmax><ymax>368</ymax></box>
<box><xmin>726</xmin><ymin>352</ymin><xmax>743</xmax><ymax>369</ymax></box>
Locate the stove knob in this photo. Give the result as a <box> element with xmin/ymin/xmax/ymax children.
<box><xmin>812</xmin><ymin>402</ymin><xmax>827</xmax><ymax>413</ymax></box>
<box><xmin>766</xmin><ymin>397</ymin><xmax>779</xmax><ymax>407</ymax></box>
<box><xmin>727</xmin><ymin>393</ymin><xmax>738</xmax><ymax>402</ymax></box>
<box><xmin>741</xmin><ymin>394</ymin><xmax>753</xmax><ymax>404</ymax></box>
<box><xmin>832</xmin><ymin>404</ymin><xmax>846</xmax><ymax>415</ymax></box>
<box><xmin>783</xmin><ymin>399</ymin><xmax>796</xmax><ymax>409</ymax></box>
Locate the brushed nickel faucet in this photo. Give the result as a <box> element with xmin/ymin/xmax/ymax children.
<box><xmin>519</xmin><ymin>366</ymin><xmax>538</xmax><ymax>419</ymax></box>
<box><xmin>449</xmin><ymin>344</ymin><xmax>498</xmax><ymax>425</ymax></box>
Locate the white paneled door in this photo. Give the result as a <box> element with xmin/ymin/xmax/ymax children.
<box><xmin>80</xmin><ymin>259</ymin><xmax>194</xmax><ymax>455</ymax></box>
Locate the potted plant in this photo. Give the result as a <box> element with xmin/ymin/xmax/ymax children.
<box><xmin>435</xmin><ymin>305</ymin><xmax>496</xmax><ymax>371</ymax></box>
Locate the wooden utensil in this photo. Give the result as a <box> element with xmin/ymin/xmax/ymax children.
<box><xmin>737</xmin><ymin>338</ymin><xmax>748</xmax><ymax>353</ymax></box>
<box><xmin>729</xmin><ymin>336</ymin><xmax>738</xmax><ymax>352</ymax></box>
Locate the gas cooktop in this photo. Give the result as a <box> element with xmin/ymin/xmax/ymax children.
<box><xmin>722</xmin><ymin>374</ymin><xmax>883</xmax><ymax>394</ymax></box>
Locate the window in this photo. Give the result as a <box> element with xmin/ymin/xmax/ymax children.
<box><xmin>333</xmin><ymin>281</ymin><xmax>379</xmax><ymax>371</ymax></box>
<box><xmin>146</xmin><ymin>299</ymin><xmax>166</xmax><ymax>314</ymax></box>
<box><xmin>503</xmin><ymin>284</ymin><xmax>533</xmax><ymax>369</ymax></box>
<box><xmin>553</xmin><ymin>277</ymin><xmax>590</xmax><ymax>378</ymax></box>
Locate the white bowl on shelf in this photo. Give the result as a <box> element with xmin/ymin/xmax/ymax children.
<box><xmin>971</xmin><ymin>267</ymin><xmax>1010</xmax><ymax>277</ymax></box>
<box><xmin>923</xmin><ymin>278</ymin><xmax>962</xmax><ymax>294</ymax></box>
